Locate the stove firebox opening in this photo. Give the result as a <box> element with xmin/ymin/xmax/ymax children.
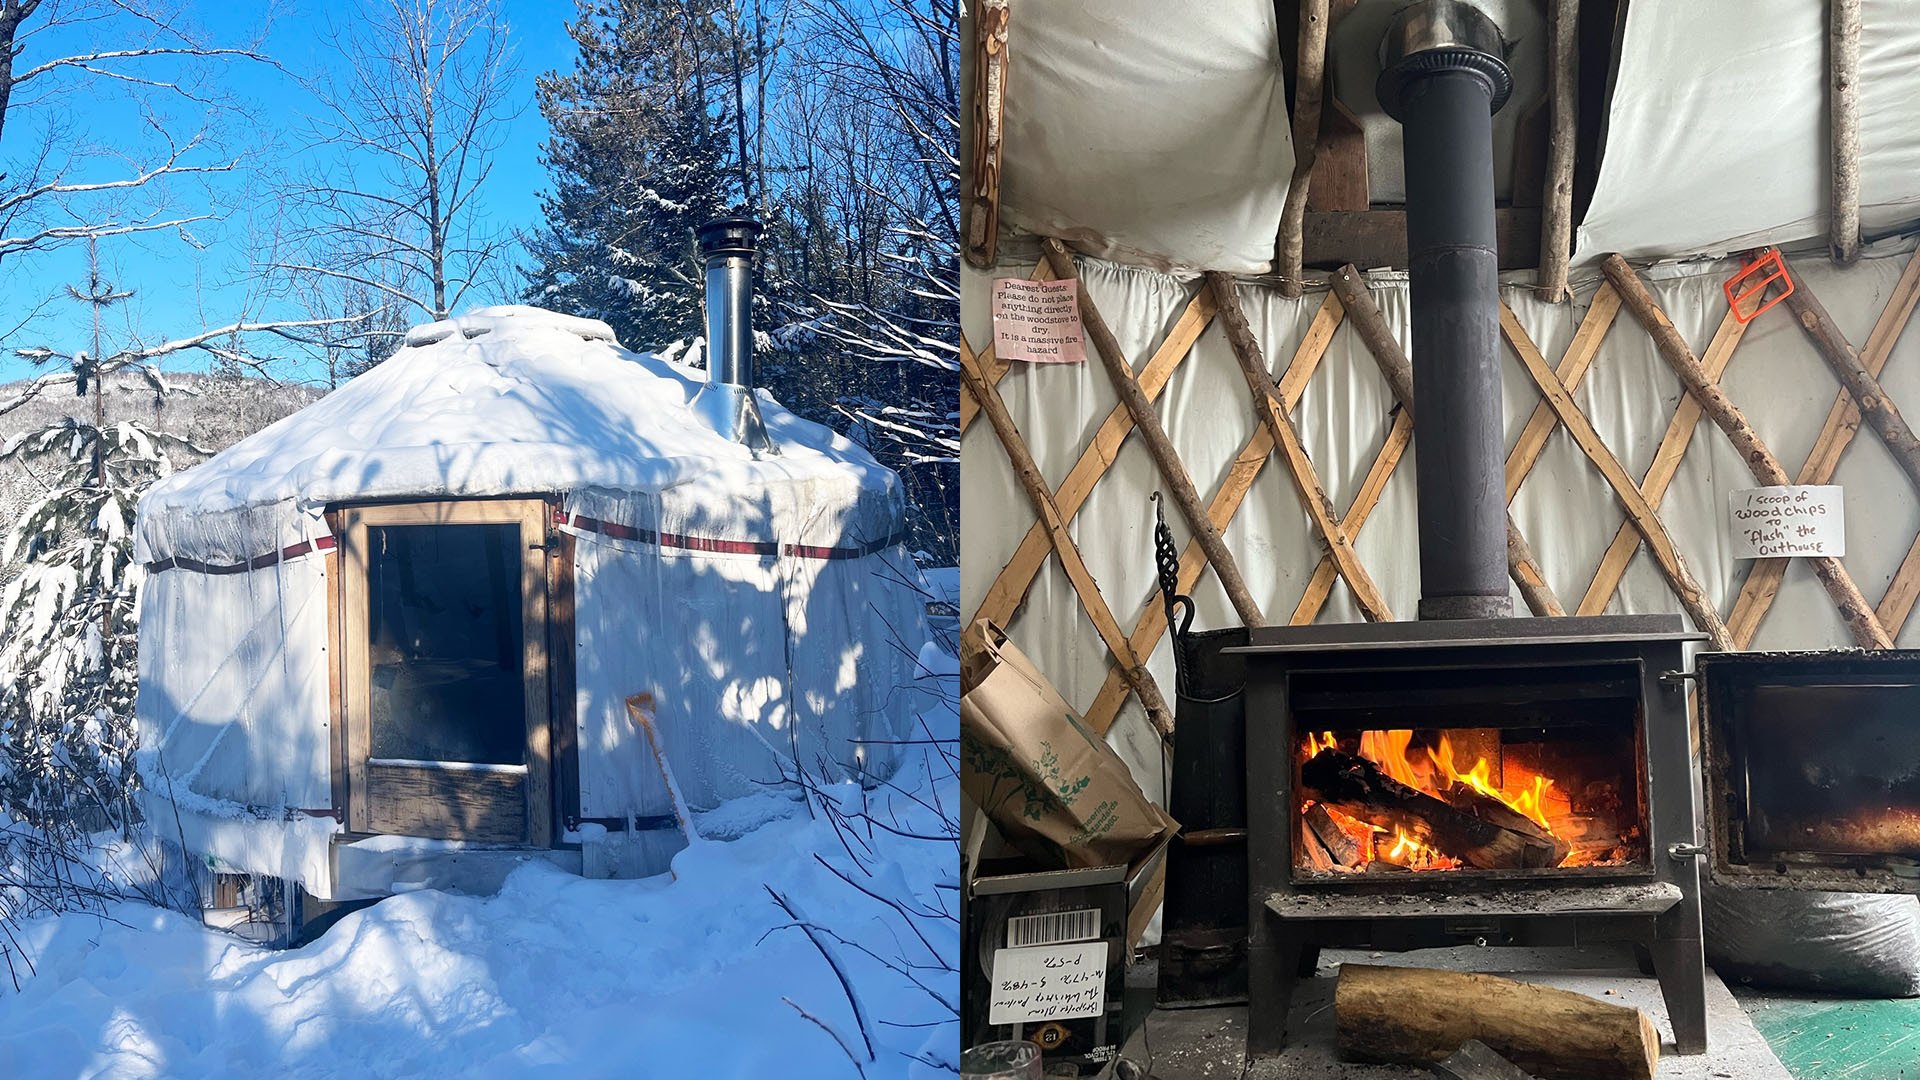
<box><xmin>1288</xmin><ymin>663</ymin><xmax>1651</xmax><ymax>880</ymax></box>
<box><xmin>1703</xmin><ymin>652</ymin><xmax>1920</xmax><ymax>886</ymax></box>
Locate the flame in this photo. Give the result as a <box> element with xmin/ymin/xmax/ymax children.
<box><xmin>1359</xmin><ymin>729</ymin><xmax>1427</xmax><ymax>788</ymax></box>
<box><xmin>1300</xmin><ymin>729</ymin><xmax>1576</xmax><ymax>872</ymax></box>
<box><xmin>1380</xmin><ymin>826</ymin><xmax>1462</xmax><ymax>871</ymax></box>
<box><xmin>1300</xmin><ymin>730</ymin><xmax>1341</xmax><ymax>762</ymax></box>
<box><xmin>1426</xmin><ymin>734</ymin><xmax>1555</xmax><ymax>830</ymax></box>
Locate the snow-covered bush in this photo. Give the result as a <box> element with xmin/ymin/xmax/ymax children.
<box><xmin>0</xmin><ymin>418</ymin><xmax>197</xmax><ymax>835</ymax></box>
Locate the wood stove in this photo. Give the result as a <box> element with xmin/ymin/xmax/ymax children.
<box><xmin>1221</xmin><ymin>624</ymin><xmax>1920</xmax><ymax>1060</ymax></box>
<box><xmin>1236</xmin><ymin>615</ymin><xmax>1708</xmax><ymax>1057</ymax></box>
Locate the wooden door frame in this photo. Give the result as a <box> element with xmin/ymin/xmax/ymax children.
<box><xmin>335</xmin><ymin>498</ymin><xmax>553</xmax><ymax>846</ymax></box>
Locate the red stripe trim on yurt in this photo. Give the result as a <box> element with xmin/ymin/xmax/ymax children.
<box><xmin>145</xmin><ymin>534</ymin><xmax>337</xmax><ymax>576</ymax></box>
<box><xmin>561</xmin><ymin>512</ymin><xmax>903</xmax><ymax>561</ymax></box>
<box><xmin>145</xmin><ymin>511</ymin><xmax>903</xmax><ymax>575</ymax></box>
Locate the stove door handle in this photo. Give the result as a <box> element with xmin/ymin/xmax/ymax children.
<box><xmin>1666</xmin><ymin>841</ymin><xmax>1706</xmax><ymax>860</ymax></box>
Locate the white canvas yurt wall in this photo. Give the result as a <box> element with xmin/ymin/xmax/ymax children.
<box><xmin>990</xmin><ymin>0</ymin><xmax>1920</xmax><ymax>275</ymax></box>
<box><xmin>135</xmin><ymin>306</ymin><xmax>933</xmax><ymax>895</ymax></box>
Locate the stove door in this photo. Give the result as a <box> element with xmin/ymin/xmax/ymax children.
<box><xmin>1697</xmin><ymin>650</ymin><xmax>1920</xmax><ymax>892</ymax></box>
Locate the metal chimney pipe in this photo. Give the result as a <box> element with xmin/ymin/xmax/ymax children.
<box><xmin>692</xmin><ymin>216</ymin><xmax>776</xmax><ymax>454</ymax></box>
<box><xmin>1378</xmin><ymin>1</ymin><xmax>1513</xmax><ymax>619</ymax></box>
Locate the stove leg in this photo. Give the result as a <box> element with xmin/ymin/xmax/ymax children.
<box><xmin>1649</xmin><ymin>909</ymin><xmax>1708</xmax><ymax>1054</ymax></box>
<box><xmin>1631</xmin><ymin>942</ymin><xmax>1656</xmax><ymax>977</ymax></box>
<box><xmin>1246</xmin><ymin>921</ymin><xmax>1309</xmax><ymax>1058</ymax></box>
<box><xmin>1296</xmin><ymin>944</ymin><xmax>1322</xmax><ymax>978</ymax></box>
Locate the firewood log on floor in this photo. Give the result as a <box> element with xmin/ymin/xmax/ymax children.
<box><xmin>1335</xmin><ymin>964</ymin><xmax>1659</xmax><ymax>1080</ymax></box>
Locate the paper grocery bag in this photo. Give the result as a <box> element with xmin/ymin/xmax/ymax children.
<box><xmin>961</xmin><ymin>619</ymin><xmax>1177</xmax><ymax>871</ymax></box>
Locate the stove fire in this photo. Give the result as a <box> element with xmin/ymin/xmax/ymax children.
<box><xmin>1293</xmin><ymin>727</ymin><xmax>1645</xmax><ymax>876</ymax></box>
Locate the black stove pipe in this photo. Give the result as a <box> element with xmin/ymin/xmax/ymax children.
<box><xmin>1378</xmin><ymin>1</ymin><xmax>1514</xmax><ymax>620</ymax></box>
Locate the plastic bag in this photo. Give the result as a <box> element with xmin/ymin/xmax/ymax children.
<box><xmin>1704</xmin><ymin>884</ymin><xmax>1920</xmax><ymax>997</ymax></box>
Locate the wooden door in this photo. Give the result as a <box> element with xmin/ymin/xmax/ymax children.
<box><xmin>339</xmin><ymin>499</ymin><xmax>551</xmax><ymax>845</ymax></box>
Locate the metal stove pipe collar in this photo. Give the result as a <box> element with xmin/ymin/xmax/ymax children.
<box><xmin>693</xmin><ymin>216</ymin><xmax>776</xmax><ymax>454</ymax></box>
<box><xmin>1376</xmin><ymin>0</ymin><xmax>1513</xmax><ymax>121</ymax></box>
<box><xmin>696</xmin><ymin>216</ymin><xmax>762</xmax><ymax>389</ymax></box>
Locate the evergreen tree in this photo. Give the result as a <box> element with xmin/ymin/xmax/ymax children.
<box><xmin>0</xmin><ymin>418</ymin><xmax>199</xmax><ymax>832</ymax></box>
<box><xmin>527</xmin><ymin>0</ymin><xmax>744</xmax><ymax>351</ymax></box>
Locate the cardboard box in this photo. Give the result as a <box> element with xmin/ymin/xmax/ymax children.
<box><xmin>963</xmin><ymin>845</ymin><xmax>1166</xmax><ymax>1076</ymax></box>
<box><xmin>960</xmin><ymin>620</ymin><xmax>1177</xmax><ymax>872</ymax></box>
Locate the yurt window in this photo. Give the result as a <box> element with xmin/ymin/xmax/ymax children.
<box><xmin>336</xmin><ymin>499</ymin><xmax>552</xmax><ymax>846</ymax></box>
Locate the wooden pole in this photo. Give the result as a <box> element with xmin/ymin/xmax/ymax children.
<box><xmin>1207</xmin><ymin>271</ymin><xmax>1392</xmax><ymax>620</ymax></box>
<box><xmin>1535</xmin><ymin>0</ymin><xmax>1579</xmax><ymax>301</ymax></box>
<box><xmin>958</xmin><ymin>343</ymin><xmax>1175</xmax><ymax>734</ymax></box>
<box><xmin>1579</xmin><ymin>306</ymin><xmax>1749</xmax><ymax>615</ymax></box>
<box><xmin>959</xmin><ymin>257</ymin><xmax>1051</xmax><ymax>436</ymax></box>
<box><xmin>1830</xmin><ymin>0</ymin><xmax>1862</xmax><ymax>265</ymax></box>
<box><xmin>1291</xmin><ymin>409</ymin><xmax>1414</xmax><ymax>623</ymax></box>
<box><xmin>1042</xmin><ymin>238</ymin><xmax>1266</xmax><ymax>627</ymax></box>
<box><xmin>1602</xmin><ymin>254</ymin><xmax>1893</xmax><ymax>649</ymax></box>
<box><xmin>1501</xmin><ymin>289</ymin><xmax>1621</xmax><ymax>503</ymax></box>
<box><xmin>1080</xmin><ymin>292</ymin><xmax>1346</xmax><ymax>735</ymax></box>
<box><xmin>1276</xmin><ymin>0</ymin><xmax>1331</xmax><ymax>297</ymax></box>
<box><xmin>1780</xmin><ymin>268</ymin><xmax>1920</xmax><ymax>493</ymax></box>
<box><xmin>1327</xmin><ymin>265</ymin><xmax>1565</xmax><ymax>616</ymax></box>
<box><xmin>964</xmin><ymin>0</ymin><xmax>1010</xmax><ymax>269</ymax></box>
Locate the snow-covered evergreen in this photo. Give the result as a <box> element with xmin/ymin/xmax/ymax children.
<box><xmin>526</xmin><ymin>0</ymin><xmax>958</xmax><ymax>560</ymax></box>
<box><xmin>525</xmin><ymin>0</ymin><xmax>741</xmax><ymax>351</ymax></box>
<box><xmin>0</xmin><ymin>418</ymin><xmax>198</xmax><ymax>834</ymax></box>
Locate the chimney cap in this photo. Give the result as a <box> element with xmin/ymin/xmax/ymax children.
<box><xmin>698</xmin><ymin>216</ymin><xmax>763</xmax><ymax>259</ymax></box>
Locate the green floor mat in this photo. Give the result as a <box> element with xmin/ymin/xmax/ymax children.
<box><xmin>1733</xmin><ymin>987</ymin><xmax>1920</xmax><ymax>1079</ymax></box>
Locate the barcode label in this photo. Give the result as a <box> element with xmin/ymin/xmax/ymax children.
<box><xmin>1007</xmin><ymin>907</ymin><xmax>1101</xmax><ymax>948</ymax></box>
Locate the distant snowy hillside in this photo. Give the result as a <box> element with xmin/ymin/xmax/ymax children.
<box><xmin>0</xmin><ymin>372</ymin><xmax>323</xmax><ymax>526</ymax></box>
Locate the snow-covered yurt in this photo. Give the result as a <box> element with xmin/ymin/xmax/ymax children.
<box><xmin>134</xmin><ymin>220</ymin><xmax>933</xmax><ymax>900</ymax></box>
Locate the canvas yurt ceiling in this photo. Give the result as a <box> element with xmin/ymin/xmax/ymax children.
<box><xmin>984</xmin><ymin>0</ymin><xmax>1920</xmax><ymax>275</ymax></box>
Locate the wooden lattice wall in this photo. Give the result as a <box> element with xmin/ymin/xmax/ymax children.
<box><xmin>961</xmin><ymin>242</ymin><xmax>1920</xmax><ymax>744</ymax></box>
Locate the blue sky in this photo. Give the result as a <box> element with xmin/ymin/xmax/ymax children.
<box><xmin>2</xmin><ymin>0</ymin><xmax>581</xmax><ymax>383</ymax></box>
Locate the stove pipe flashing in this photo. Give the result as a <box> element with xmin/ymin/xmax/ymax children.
<box><xmin>692</xmin><ymin>216</ymin><xmax>776</xmax><ymax>455</ymax></box>
<box><xmin>1378</xmin><ymin>1</ymin><xmax>1512</xmax><ymax>619</ymax></box>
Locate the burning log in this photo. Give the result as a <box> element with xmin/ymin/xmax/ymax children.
<box><xmin>1304</xmin><ymin>801</ymin><xmax>1367</xmax><ymax>868</ymax></box>
<box><xmin>1439</xmin><ymin>779</ymin><xmax>1568</xmax><ymax>863</ymax></box>
<box><xmin>1300</xmin><ymin>749</ymin><xmax>1567</xmax><ymax>870</ymax></box>
<box><xmin>1336</xmin><ymin>964</ymin><xmax>1658</xmax><ymax>1080</ymax></box>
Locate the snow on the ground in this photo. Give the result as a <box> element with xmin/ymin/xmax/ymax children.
<box><xmin>0</xmin><ymin>710</ymin><xmax>958</xmax><ymax>1078</ymax></box>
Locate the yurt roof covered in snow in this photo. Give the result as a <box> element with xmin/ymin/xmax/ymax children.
<box><xmin>135</xmin><ymin>305</ymin><xmax>905</xmax><ymax>568</ymax></box>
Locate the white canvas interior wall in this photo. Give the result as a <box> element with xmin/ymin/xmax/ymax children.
<box><xmin>960</xmin><ymin>242</ymin><xmax>1920</xmax><ymax>808</ymax></box>
<box><xmin>989</xmin><ymin>0</ymin><xmax>1920</xmax><ymax>270</ymax></box>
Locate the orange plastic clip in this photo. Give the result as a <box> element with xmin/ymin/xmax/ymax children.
<box><xmin>1723</xmin><ymin>249</ymin><xmax>1794</xmax><ymax>324</ymax></box>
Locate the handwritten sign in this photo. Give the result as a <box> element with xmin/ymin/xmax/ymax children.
<box><xmin>991</xmin><ymin>278</ymin><xmax>1086</xmax><ymax>364</ymax></box>
<box><xmin>1729</xmin><ymin>485</ymin><xmax>1845</xmax><ymax>559</ymax></box>
<box><xmin>987</xmin><ymin>942</ymin><xmax>1108</xmax><ymax>1025</ymax></box>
